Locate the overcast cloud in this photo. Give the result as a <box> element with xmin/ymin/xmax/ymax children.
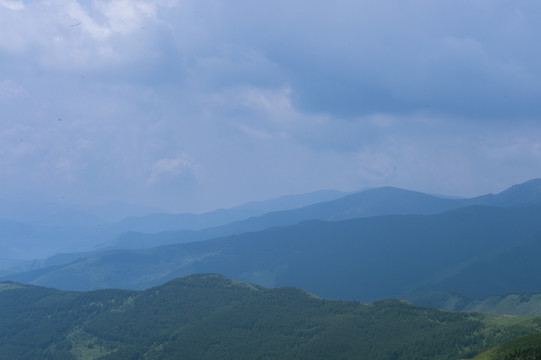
<box><xmin>1</xmin><ymin>0</ymin><xmax>540</xmax><ymax>212</ymax></box>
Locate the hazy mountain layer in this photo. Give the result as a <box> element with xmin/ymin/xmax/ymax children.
<box><xmin>106</xmin><ymin>178</ymin><xmax>541</xmax><ymax>251</ymax></box>
<box><xmin>3</xmin><ymin>179</ymin><xmax>541</xmax><ymax>263</ymax></box>
<box><xmin>0</xmin><ymin>189</ymin><xmax>350</xmax><ymax>262</ymax></box>
<box><xmin>101</xmin><ymin>186</ymin><xmax>466</xmax><ymax>250</ymax></box>
<box><xmin>413</xmin><ymin>233</ymin><xmax>541</xmax><ymax>298</ymax></box>
<box><xmin>7</xmin><ymin>205</ymin><xmax>541</xmax><ymax>302</ymax></box>
<box><xmin>232</xmin><ymin>189</ymin><xmax>350</xmax><ymax>212</ymax></box>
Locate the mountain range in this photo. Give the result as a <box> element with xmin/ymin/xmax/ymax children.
<box><xmin>7</xmin><ymin>204</ymin><xmax>541</xmax><ymax>302</ymax></box>
<box><xmin>3</xmin><ymin>179</ymin><xmax>541</xmax><ymax>305</ymax></box>
<box><xmin>0</xmin><ymin>189</ymin><xmax>349</xmax><ymax>263</ymax></box>
<box><xmin>4</xmin><ymin>180</ymin><xmax>541</xmax><ymax>359</ymax></box>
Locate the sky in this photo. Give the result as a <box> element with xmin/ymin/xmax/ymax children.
<box><xmin>1</xmin><ymin>0</ymin><xmax>541</xmax><ymax>213</ymax></box>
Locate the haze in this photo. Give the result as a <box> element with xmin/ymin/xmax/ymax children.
<box><xmin>1</xmin><ymin>0</ymin><xmax>540</xmax><ymax>213</ymax></box>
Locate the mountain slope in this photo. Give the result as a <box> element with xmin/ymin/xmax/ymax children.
<box><xmin>6</xmin><ymin>178</ymin><xmax>541</xmax><ymax>277</ymax></box>
<box><xmin>402</xmin><ymin>292</ymin><xmax>541</xmax><ymax>316</ymax></box>
<box><xmin>469</xmin><ymin>178</ymin><xmax>541</xmax><ymax>208</ymax></box>
<box><xmin>106</xmin><ymin>179</ymin><xmax>541</xmax><ymax>251</ymax></box>
<box><xmin>0</xmin><ymin>207</ymin><xmax>263</xmax><ymax>262</ymax></box>
<box><xmin>1</xmin><ymin>274</ymin><xmax>541</xmax><ymax>360</ymax></box>
<box><xmin>0</xmin><ymin>190</ymin><xmax>346</xmax><ymax>263</ymax></box>
<box><xmin>106</xmin><ymin>186</ymin><xmax>469</xmax><ymax>250</ymax></box>
<box><xmin>232</xmin><ymin>189</ymin><xmax>350</xmax><ymax>212</ymax></box>
<box><xmin>469</xmin><ymin>332</ymin><xmax>541</xmax><ymax>360</ymax></box>
<box><xmin>0</xmin><ymin>188</ymin><xmax>363</xmax><ymax>266</ymax></box>
<box><xmin>7</xmin><ymin>205</ymin><xmax>541</xmax><ymax>301</ymax></box>
<box><xmin>413</xmin><ymin>232</ymin><xmax>541</xmax><ymax>298</ymax></box>
<box><xmin>5</xmin><ymin>179</ymin><xmax>541</xmax><ymax>263</ymax></box>
<box><xmin>100</xmin><ymin>188</ymin><xmax>351</xmax><ymax>234</ymax></box>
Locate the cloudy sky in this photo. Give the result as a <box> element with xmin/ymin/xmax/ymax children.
<box><xmin>1</xmin><ymin>0</ymin><xmax>540</xmax><ymax>213</ymax></box>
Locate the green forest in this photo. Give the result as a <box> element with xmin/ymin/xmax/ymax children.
<box><xmin>1</xmin><ymin>275</ymin><xmax>541</xmax><ymax>360</ymax></box>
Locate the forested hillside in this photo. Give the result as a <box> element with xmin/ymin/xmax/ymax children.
<box><xmin>469</xmin><ymin>332</ymin><xmax>541</xmax><ymax>360</ymax></box>
<box><xmin>2</xmin><ymin>274</ymin><xmax>541</xmax><ymax>360</ymax></box>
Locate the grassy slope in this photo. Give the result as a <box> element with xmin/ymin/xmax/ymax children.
<box><xmin>467</xmin><ymin>332</ymin><xmax>541</xmax><ymax>360</ymax></box>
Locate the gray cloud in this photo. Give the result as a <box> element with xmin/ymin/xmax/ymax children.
<box><xmin>0</xmin><ymin>0</ymin><xmax>540</xmax><ymax>212</ymax></box>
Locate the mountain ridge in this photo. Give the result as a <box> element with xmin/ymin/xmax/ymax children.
<box><xmin>103</xmin><ymin>178</ymin><xmax>541</xmax><ymax>252</ymax></box>
<box><xmin>0</xmin><ymin>189</ymin><xmax>352</xmax><ymax>263</ymax></box>
<box><xmin>1</xmin><ymin>274</ymin><xmax>541</xmax><ymax>360</ymax></box>
<box><xmin>7</xmin><ymin>204</ymin><xmax>541</xmax><ymax>302</ymax></box>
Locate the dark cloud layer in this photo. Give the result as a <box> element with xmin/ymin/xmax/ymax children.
<box><xmin>156</xmin><ymin>0</ymin><xmax>541</xmax><ymax>119</ymax></box>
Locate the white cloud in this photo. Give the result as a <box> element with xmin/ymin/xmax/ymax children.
<box><xmin>147</xmin><ymin>156</ymin><xmax>196</xmax><ymax>185</ymax></box>
<box><xmin>73</xmin><ymin>0</ymin><xmax>161</xmax><ymax>39</ymax></box>
<box><xmin>234</xmin><ymin>86</ymin><xmax>293</xmax><ymax>114</ymax></box>
<box><xmin>0</xmin><ymin>0</ymin><xmax>24</xmax><ymax>11</ymax></box>
<box><xmin>0</xmin><ymin>0</ymin><xmax>176</xmax><ymax>68</ymax></box>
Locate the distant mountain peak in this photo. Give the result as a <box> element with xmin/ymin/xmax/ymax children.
<box><xmin>500</xmin><ymin>178</ymin><xmax>541</xmax><ymax>193</ymax></box>
<box><xmin>493</xmin><ymin>178</ymin><xmax>541</xmax><ymax>204</ymax></box>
